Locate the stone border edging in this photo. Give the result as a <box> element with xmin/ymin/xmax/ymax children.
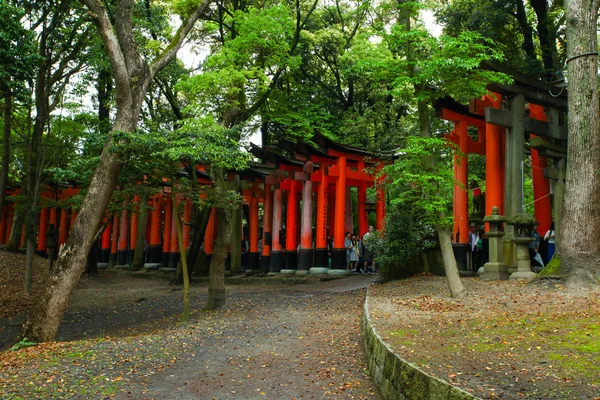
<box><xmin>362</xmin><ymin>286</ymin><xmax>478</xmax><ymax>400</ymax></box>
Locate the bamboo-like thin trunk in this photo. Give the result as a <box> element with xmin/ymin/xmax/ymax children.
<box><xmin>171</xmin><ymin>186</ymin><xmax>190</xmax><ymax>322</ymax></box>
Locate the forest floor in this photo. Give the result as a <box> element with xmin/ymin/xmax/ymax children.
<box><xmin>368</xmin><ymin>274</ymin><xmax>600</xmax><ymax>399</ymax></box>
<box><xmin>0</xmin><ymin>251</ymin><xmax>380</xmax><ymax>399</ymax></box>
<box><xmin>2</xmin><ymin>251</ymin><xmax>598</xmax><ymax>399</ymax></box>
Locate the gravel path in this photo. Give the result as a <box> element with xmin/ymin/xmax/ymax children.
<box><xmin>1</xmin><ymin>274</ymin><xmax>380</xmax><ymax>399</ymax></box>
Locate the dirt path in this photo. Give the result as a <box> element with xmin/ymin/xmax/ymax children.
<box><xmin>119</xmin><ymin>275</ymin><xmax>379</xmax><ymax>399</ymax></box>
<box><xmin>0</xmin><ymin>273</ymin><xmax>380</xmax><ymax>399</ymax></box>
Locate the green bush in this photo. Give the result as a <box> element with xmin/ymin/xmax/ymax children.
<box><xmin>368</xmin><ymin>203</ymin><xmax>435</xmax><ymax>281</ymax></box>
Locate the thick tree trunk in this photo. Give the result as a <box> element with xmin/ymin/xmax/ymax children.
<box><xmin>133</xmin><ymin>194</ymin><xmax>148</xmax><ymax>269</ymax></box>
<box><xmin>530</xmin><ymin>0</ymin><xmax>556</xmax><ymax>77</ymax></box>
<box><xmin>21</xmin><ymin>116</ymin><xmax>134</xmax><ymax>341</ymax></box>
<box><xmin>514</xmin><ymin>0</ymin><xmax>539</xmax><ymax>73</ymax></box>
<box><xmin>20</xmin><ymin>0</ymin><xmax>210</xmax><ymax>342</ymax></box>
<box><xmin>417</xmin><ymin>98</ymin><xmax>466</xmax><ymax>298</ymax></box>
<box><xmin>559</xmin><ymin>0</ymin><xmax>600</xmax><ymax>288</ymax></box>
<box><xmin>0</xmin><ymin>88</ymin><xmax>11</xmax><ymax>216</ymax></box>
<box><xmin>206</xmin><ymin>205</ymin><xmax>232</xmax><ymax>310</ymax></box>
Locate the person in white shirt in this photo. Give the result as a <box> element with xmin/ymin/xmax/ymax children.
<box><xmin>468</xmin><ymin>223</ymin><xmax>479</xmax><ymax>271</ymax></box>
<box><xmin>544</xmin><ymin>222</ymin><xmax>556</xmax><ymax>262</ymax></box>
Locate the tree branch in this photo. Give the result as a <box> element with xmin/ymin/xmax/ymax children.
<box><xmin>79</xmin><ymin>0</ymin><xmax>131</xmax><ymax>110</ymax></box>
<box><xmin>115</xmin><ymin>0</ymin><xmax>145</xmax><ymax>78</ymax></box>
<box><xmin>150</xmin><ymin>0</ymin><xmax>212</xmax><ymax>79</ymax></box>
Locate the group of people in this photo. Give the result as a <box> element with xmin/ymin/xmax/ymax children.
<box><xmin>239</xmin><ymin>226</ymin><xmax>378</xmax><ymax>273</ymax></box>
<box><xmin>468</xmin><ymin>223</ymin><xmax>485</xmax><ymax>271</ymax></box>
<box><xmin>343</xmin><ymin>225</ymin><xmax>377</xmax><ymax>274</ymax></box>
<box><xmin>468</xmin><ymin>220</ymin><xmax>557</xmax><ymax>272</ymax></box>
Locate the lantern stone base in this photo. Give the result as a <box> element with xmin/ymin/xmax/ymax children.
<box><xmin>510</xmin><ymin>270</ymin><xmax>537</xmax><ymax>280</ymax></box>
<box><xmin>510</xmin><ymin>240</ymin><xmax>537</xmax><ymax>280</ymax></box>
<box><xmin>481</xmin><ymin>261</ymin><xmax>510</xmax><ymax>280</ymax></box>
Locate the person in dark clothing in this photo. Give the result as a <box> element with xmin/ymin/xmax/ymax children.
<box><xmin>241</xmin><ymin>234</ymin><xmax>249</xmax><ymax>271</ymax></box>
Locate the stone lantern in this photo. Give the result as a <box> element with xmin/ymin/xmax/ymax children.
<box><xmin>507</xmin><ymin>213</ymin><xmax>537</xmax><ymax>280</ymax></box>
<box><xmin>481</xmin><ymin>206</ymin><xmax>509</xmax><ymax>280</ymax></box>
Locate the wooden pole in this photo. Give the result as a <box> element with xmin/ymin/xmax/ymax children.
<box><xmin>332</xmin><ymin>156</ymin><xmax>347</xmax><ymax>270</ymax></box>
<box><xmin>529</xmin><ymin>103</ymin><xmax>552</xmax><ymax>235</ymax></box>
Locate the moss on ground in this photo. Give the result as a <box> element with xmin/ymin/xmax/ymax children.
<box><xmin>539</xmin><ymin>254</ymin><xmax>561</xmax><ymax>276</ymax></box>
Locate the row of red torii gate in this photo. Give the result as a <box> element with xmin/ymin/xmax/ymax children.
<box><xmin>0</xmin><ymin>65</ymin><xmax>567</xmax><ymax>277</ymax></box>
<box><xmin>0</xmin><ymin>132</ymin><xmax>388</xmax><ymax>275</ymax></box>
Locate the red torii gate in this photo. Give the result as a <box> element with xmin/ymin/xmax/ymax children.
<box><xmin>248</xmin><ymin>132</ymin><xmax>388</xmax><ymax>274</ymax></box>
<box><xmin>0</xmin><ymin>134</ymin><xmax>387</xmax><ymax>276</ymax></box>
<box><xmin>436</xmin><ymin>91</ymin><xmax>556</xmax><ymax>269</ymax></box>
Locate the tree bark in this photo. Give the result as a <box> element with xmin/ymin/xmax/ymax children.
<box><xmin>437</xmin><ymin>225</ymin><xmax>467</xmax><ymax>298</ymax></box>
<box><xmin>559</xmin><ymin>0</ymin><xmax>600</xmax><ymax>288</ymax></box>
<box><xmin>133</xmin><ymin>194</ymin><xmax>148</xmax><ymax>269</ymax></box>
<box><xmin>418</xmin><ymin>99</ymin><xmax>466</xmax><ymax>299</ymax></box>
<box><xmin>21</xmin><ymin>115</ymin><xmax>134</xmax><ymax>340</ymax></box>
<box><xmin>514</xmin><ymin>0</ymin><xmax>539</xmax><ymax>73</ymax></box>
<box><xmin>530</xmin><ymin>0</ymin><xmax>557</xmax><ymax>77</ymax></box>
<box><xmin>206</xmin><ymin>205</ymin><xmax>232</xmax><ymax>310</ymax></box>
<box><xmin>0</xmin><ymin>88</ymin><xmax>11</xmax><ymax>216</ymax></box>
<box><xmin>21</xmin><ymin>0</ymin><xmax>211</xmax><ymax>342</ymax></box>
<box><xmin>172</xmin><ymin>186</ymin><xmax>191</xmax><ymax>322</ymax></box>
<box><xmin>24</xmin><ymin>33</ymin><xmax>50</xmax><ymax>295</ymax></box>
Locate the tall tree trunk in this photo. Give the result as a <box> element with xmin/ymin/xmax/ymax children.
<box><xmin>398</xmin><ymin>0</ymin><xmax>465</xmax><ymax>298</ymax></box>
<box><xmin>24</xmin><ymin>45</ymin><xmax>49</xmax><ymax>295</ymax></box>
<box><xmin>21</xmin><ymin>114</ymin><xmax>135</xmax><ymax>340</ymax></box>
<box><xmin>20</xmin><ymin>0</ymin><xmax>210</xmax><ymax>342</ymax></box>
<box><xmin>437</xmin><ymin>225</ymin><xmax>467</xmax><ymax>298</ymax></box>
<box><xmin>418</xmin><ymin>99</ymin><xmax>466</xmax><ymax>299</ymax></box>
<box><xmin>559</xmin><ymin>0</ymin><xmax>600</xmax><ymax>287</ymax></box>
<box><xmin>133</xmin><ymin>194</ymin><xmax>148</xmax><ymax>269</ymax></box>
<box><xmin>530</xmin><ymin>0</ymin><xmax>557</xmax><ymax>77</ymax></box>
<box><xmin>206</xmin><ymin>206</ymin><xmax>232</xmax><ymax>310</ymax></box>
<box><xmin>514</xmin><ymin>0</ymin><xmax>539</xmax><ymax>73</ymax></box>
<box><xmin>172</xmin><ymin>185</ymin><xmax>191</xmax><ymax>322</ymax></box>
<box><xmin>0</xmin><ymin>88</ymin><xmax>11</xmax><ymax>216</ymax></box>
<box><xmin>206</xmin><ymin>168</ymin><xmax>233</xmax><ymax>310</ymax></box>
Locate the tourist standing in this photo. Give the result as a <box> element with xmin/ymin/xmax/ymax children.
<box><xmin>544</xmin><ymin>222</ymin><xmax>556</xmax><ymax>262</ymax></box>
<box><xmin>344</xmin><ymin>232</ymin><xmax>352</xmax><ymax>270</ymax></box>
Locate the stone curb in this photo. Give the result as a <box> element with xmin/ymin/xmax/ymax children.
<box><xmin>362</xmin><ymin>286</ymin><xmax>478</xmax><ymax>400</ymax></box>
